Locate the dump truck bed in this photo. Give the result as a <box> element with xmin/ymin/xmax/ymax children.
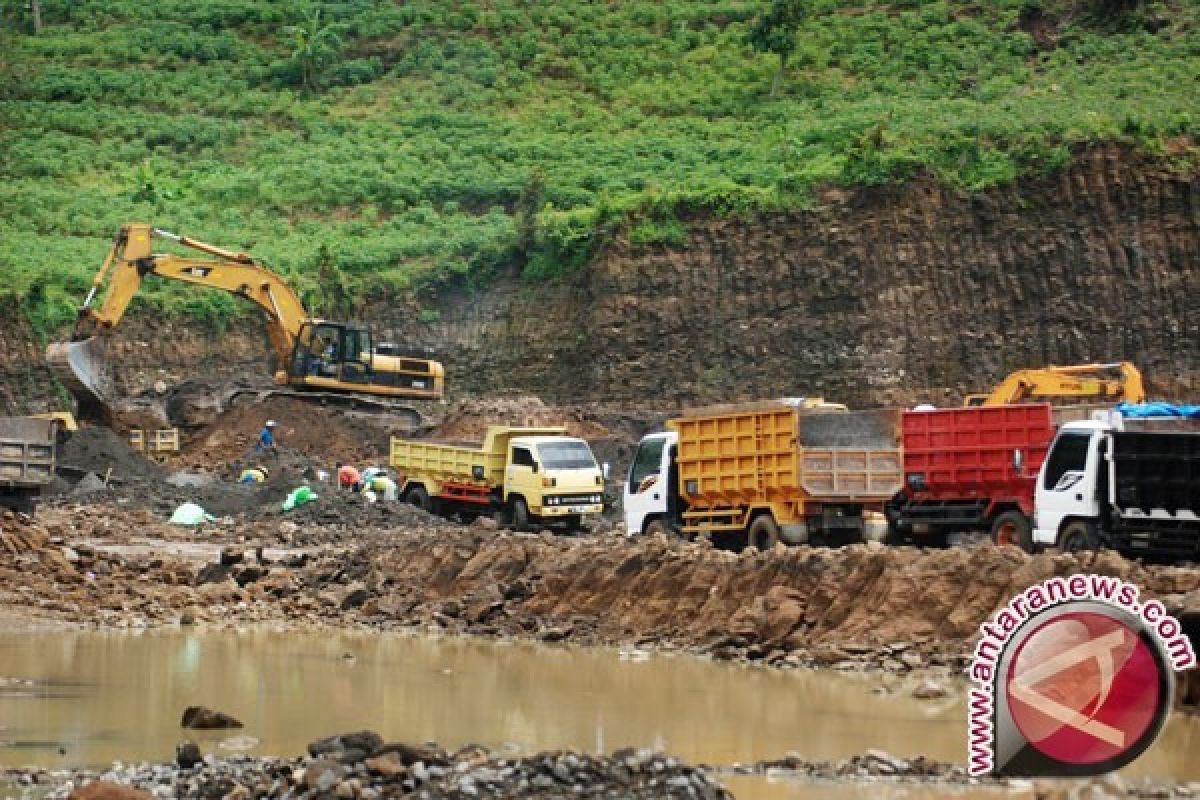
<box><xmin>0</xmin><ymin>417</ymin><xmax>58</xmax><ymax>487</ymax></box>
<box><xmin>1111</xmin><ymin>431</ymin><xmax>1200</xmax><ymax>517</ymax></box>
<box><xmin>390</xmin><ymin>426</ymin><xmax>567</xmax><ymax>487</ymax></box>
<box><xmin>670</xmin><ymin>407</ymin><xmax>902</xmax><ymax>507</ymax></box>
<box><xmin>902</xmin><ymin>404</ymin><xmax>1054</xmax><ymax>500</ymax></box>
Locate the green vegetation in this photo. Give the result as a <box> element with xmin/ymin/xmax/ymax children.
<box><xmin>0</xmin><ymin>0</ymin><xmax>1195</xmax><ymax>333</ymax></box>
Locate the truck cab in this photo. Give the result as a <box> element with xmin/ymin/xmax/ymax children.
<box><xmin>1032</xmin><ymin>420</ymin><xmax>1107</xmax><ymax>549</ymax></box>
<box><xmin>623</xmin><ymin>432</ymin><xmax>680</xmax><ymax>536</ymax></box>
<box><xmin>1033</xmin><ymin>411</ymin><xmax>1200</xmax><ymax>557</ymax></box>
<box><xmin>504</xmin><ymin>435</ymin><xmax>606</xmax><ymax>527</ymax></box>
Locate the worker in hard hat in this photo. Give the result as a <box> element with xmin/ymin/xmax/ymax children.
<box><xmin>256</xmin><ymin>420</ymin><xmax>278</xmax><ymax>454</ymax></box>
<box><xmin>239</xmin><ymin>465</ymin><xmax>269</xmax><ymax>484</ymax></box>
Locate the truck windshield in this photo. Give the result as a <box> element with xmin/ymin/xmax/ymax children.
<box><xmin>1043</xmin><ymin>432</ymin><xmax>1092</xmax><ymax>490</ymax></box>
<box><xmin>537</xmin><ymin>441</ymin><xmax>597</xmax><ymax>470</ymax></box>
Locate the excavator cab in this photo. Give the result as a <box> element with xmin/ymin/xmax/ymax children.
<box><xmin>288</xmin><ymin>322</ymin><xmax>374</xmax><ymax>384</ymax></box>
<box><xmin>287</xmin><ymin>321</ymin><xmax>442</xmax><ymax>396</ymax></box>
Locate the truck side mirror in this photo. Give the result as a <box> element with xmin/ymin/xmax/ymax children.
<box><xmin>602</xmin><ymin>462</ymin><xmax>611</xmax><ymax>480</ymax></box>
<box><xmin>1012</xmin><ymin>449</ymin><xmax>1024</xmax><ymax>472</ymax></box>
<box><xmin>531</xmin><ymin>462</ymin><xmax>538</xmax><ymax>474</ymax></box>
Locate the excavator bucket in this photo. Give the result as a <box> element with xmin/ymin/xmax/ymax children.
<box><xmin>45</xmin><ymin>337</ymin><xmax>115</xmax><ymax>422</ymax></box>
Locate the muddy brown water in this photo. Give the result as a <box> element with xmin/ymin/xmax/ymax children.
<box><xmin>1</xmin><ymin>630</ymin><xmax>1198</xmax><ymax>799</ymax></box>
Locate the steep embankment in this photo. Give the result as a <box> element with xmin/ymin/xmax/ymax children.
<box><xmin>401</xmin><ymin>145</ymin><xmax>1199</xmax><ymax>406</ymax></box>
<box><xmin>10</xmin><ymin>145</ymin><xmax>1193</xmax><ymax>413</ymax></box>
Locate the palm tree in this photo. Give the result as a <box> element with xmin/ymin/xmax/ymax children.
<box><xmin>283</xmin><ymin>7</ymin><xmax>344</xmax><ymax>92</ymax></box>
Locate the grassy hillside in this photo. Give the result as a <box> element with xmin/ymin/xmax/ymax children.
<box><xmin>1</xmin><ymin>0</ymin><xmax>1196</xmax><ymax>333</ymax></box>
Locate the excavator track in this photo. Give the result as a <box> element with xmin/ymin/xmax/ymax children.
<box><xmin>45</xmin><ymin>337</ymin><xmax>116</xmax><ymax>423</ymax></box>
<box><xmin>225</xmin><ymin>387</ymin><xmax>430</xmax><ymax>431</ymax></box>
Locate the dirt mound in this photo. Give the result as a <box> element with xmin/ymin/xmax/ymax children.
<box><xmin>180</xmin><ymin>397</ymin><xmax>401</xmax><ymax>469</ymax></box>
<box><xmin>428</xmin><ymin>395</ymin><xmax>612</xmax><ymax>442</ymax></box>
<box><xmin>58</xmin><ymin>426</ymin><xmax>164</xmax><ymax>481</ymax></box>
<box><xmin>358</xmin><ymin>534</ymin><xmax>1200</xmax><ymax>669</ymax></box>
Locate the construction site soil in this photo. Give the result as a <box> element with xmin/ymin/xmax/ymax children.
<box><xmin>8</xmin><ymin>393</ymin><xmax>1199</xmax><ymax>798</ymax></box>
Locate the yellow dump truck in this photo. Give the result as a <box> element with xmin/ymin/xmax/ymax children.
<box><xmin>623</xmin><ymin>402</ymin><xmax>903</xmax><ymax>549</ymax></box>
<box><xmin>390</xmin><ymin>426</ymin><xmax>606</xmax><ymax>531</ymax></box>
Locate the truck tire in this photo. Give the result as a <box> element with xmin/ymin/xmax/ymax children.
<box><xmin>991</xmin><ymin>511</ymin><xmax>1033</xmax><ymax>552</ymax></box>
<box><xmin>644</xmin><ymin>518</ymin><xmax>671</xmax><ymax>538</ymax></box>
<box><xmin>884</xmin><ymin>522</ymin><xmax>910</xmax><ymax>546</ymax></box>
<box><xmin>1059</xmin><ymin>520</ymin><xmax>1100</xmax><ymax>552</ymax></box>
<box><xmin>748</xmin><ymin>515</ymin><xmax>780</xmax><ymax>551</ymax></box>
<box><xmin>511</xmin><ymin>497</ymin><xmax>531</xmax><ymax>531</ymax></box>
<box><xmin>406</xmin><ymin>485</ymin><xmax>433</xmax><ymax>513</ymax></box>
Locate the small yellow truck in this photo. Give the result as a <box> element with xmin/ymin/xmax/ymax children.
<box><xmin>390</xmin><ymin>426</ymin><xmax>606</xmax><ymax>531</ymax></box>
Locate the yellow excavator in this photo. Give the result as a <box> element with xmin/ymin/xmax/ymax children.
<box><xmin>963</xmin><ymin>362</ymin><xmax>1146</xmax><ymax>407</ymax></box>
<box><xmin>46</xmin><ymin>223</ymin><xmax>444</xmax><ymax>425</ymax></box>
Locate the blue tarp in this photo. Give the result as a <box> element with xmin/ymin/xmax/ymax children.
<box><xmin>1116</xmin><ymin>402</ymin><xmax>1200</xmax><ymax>419</ymax></box>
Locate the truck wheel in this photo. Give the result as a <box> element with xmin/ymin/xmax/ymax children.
<box><xmin>1059</xmin><ymin>520</ymin><xmax>1100</xmax><ymax>552</ymax></box>
<box><xmin>406</xmin><ymin>485</ymin><xmax>433</xmax><ymax>513</ymax></box>
<box><xmin>644</xmin><ymin>518</ymin><xmax>671</xmax><ymax>538</ymax></box>
<box><xmin>748</xmin><ymin>515</ymin><xmax>780</xmax><ymax>551</ymax></box>
<box><xmin>511</xmin><ymin>497</ymin><xmax>531</xmax><ymax>531</ymax></box>
<box><xmin>991</xmin><ymin>511</ymin><xmax>1033</xmax><ymax>552</ymax></box>
<box><xmin>883</xmin><ymin>523</ymin><xmax>909</xmax><ymax>546</ymax></box>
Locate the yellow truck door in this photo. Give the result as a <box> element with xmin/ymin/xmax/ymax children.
<box><xmin>506</xmin><ymin>444</ymin><xmax>541</xmax><ymax>510</ymax></box>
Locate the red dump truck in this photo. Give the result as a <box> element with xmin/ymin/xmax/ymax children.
<box><xmin>885</xmin><ymin>404</ymin><xmax>1055</xmax><ymax>551</ymax></box>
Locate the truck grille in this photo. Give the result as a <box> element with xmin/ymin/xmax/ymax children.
<box><xmin>544</xmin><ymin>493</ymin><xmax>603</xmax><ymax>506</ymax></box>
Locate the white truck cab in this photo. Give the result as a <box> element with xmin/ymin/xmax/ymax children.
<box><xmin>622</xmin><ymin>431</ymin><xmax>678</xmax><ymax>536</ymax></box>
<box><xmin>1032</xmin><ymin>419</ymin><xmax>1108</xmax><ymax>550</ymax></box>
<box><xmin>1033</xmin><ymin>410</ymin><xmax>1200</xmax><ymax>556</ymax></box>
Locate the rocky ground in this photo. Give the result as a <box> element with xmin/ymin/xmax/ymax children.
<box><xmin>5</xmin><ymin>737</ymin><xmax>731</xmax><ymax>799</ymax></box>
<box><xmin>5</xmin><ymin>741</ymin><xmax>1198</xmax><ymax>799</ymax></box>
<box><xmin>4</xmin><ymin>396</ymin><xmax>1200</xmax><ymax>799</ymax></box>
<box><xmin>4</xmin><ymin>496</ymin><xmax>1200</xmax><ymax>700</ymax></box>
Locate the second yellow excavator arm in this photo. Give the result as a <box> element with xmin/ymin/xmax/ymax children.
<box><xmin>973</xmin><ymin>362</ymin><xmax>1147</xmax><ymax>406</ymax></box>
<box><xmin>75</xmin><ymin>223</ymin><xmax>310</xmax><ymax>366</ymax></box>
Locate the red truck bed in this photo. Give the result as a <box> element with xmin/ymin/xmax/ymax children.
<box><xmin>902</xmin><ymin>404</ymin><xmax>1054</xmax><ymax>511</ymax></box>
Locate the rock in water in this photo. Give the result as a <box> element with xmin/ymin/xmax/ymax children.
<box><xmin>308</xmin><ymin>730</ymin><xmax>384</xmax><ymax>763</ymax></box>
<box><xmin>181</xmin><ymin>705</ymin><xmax>243</xmax><ymax>729</ymax></box>
<box><xmin>176</xmin><ymin>741</ymin><xmax>202</xmax><ymax>768</ymax></box>
<box><xmin>912</xmin><ymin>679</ymin><xmax>949</xmax><ymax>699</ymax></box>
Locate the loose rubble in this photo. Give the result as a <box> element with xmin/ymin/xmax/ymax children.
<box><xmin>6</xmin><ymin>738</ymin><xmax>731</xmax><ymax>800</ymax></box>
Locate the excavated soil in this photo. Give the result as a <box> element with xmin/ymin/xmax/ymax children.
<box><xmin>3</xmin><ymin>503</ymin><xmax>1199</xmax><ymax>708</ymax></box>
<box><xmin>426</xmin><ymin>395</ymin><xmax>613</xmax><ymax>442</ymax></box>
<box><xmin>178</xmin><ymin>397</ymin><xmax>399</xmax><ymax>469</ymax></box>
<box><xmin>57</xmin><ymin>427</ymin><xmax>164</xmax><ymax>482</ymax></box>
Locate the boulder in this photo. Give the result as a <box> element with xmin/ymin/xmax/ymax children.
<box><xmin>303</xmin><ymin>758</ymin><xmax>344</xmax><ymax>792</ymax></box>
<box><xmin>308</xmin><ymin>730</ymin><xmax>384</xmax><ymax>764</ymax></box>
<box><xmin>176</xmin><ymin>741</ymin><xmax>202</xmax><ymax>768</ymax></box>
<box><xmin>181</xmin><ymin>705</ymin><xmax>243</xmax><ymax>729</ymax></box>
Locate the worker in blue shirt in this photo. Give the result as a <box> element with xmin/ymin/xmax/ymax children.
<box><xmin>256</xmin><ymin>420</ymin><xmax>278</xmax><ymax>454</ymax></box>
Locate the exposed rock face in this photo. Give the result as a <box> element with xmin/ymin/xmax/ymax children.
<box><xmin>8</xmin><ymin>146</ymin><xmax>1196</xmax><ymax>409</ymax></box>
<box><xmin>0</xmin><ymin>297</ymin><xmax>60</xmax><ymax>415</ymax></box>
<box><xmin>393</xmin><ymin>144</ymin><xmax>1196</xmax><ymax>407</ymax></box>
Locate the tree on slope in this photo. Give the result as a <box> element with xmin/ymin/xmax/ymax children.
<box><xmin>747</xmin><ymin>0</ymin><xmax>808</xmax><ymax>98</ymax></box>
<box><xmin>282</xmin><ymin>7</ymin><xmax>344</xmax><ymax>93</ymax></box>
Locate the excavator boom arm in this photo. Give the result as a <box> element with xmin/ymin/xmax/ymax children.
<box><xmin>974</xmin><ymin>362</ymin><xmax>1147</xmax><ymax>406</ymax></box>
<box><xmin>75</xmin><ymin>223</ymin><xmax>308</xmax><ymax>365</ymax></box>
